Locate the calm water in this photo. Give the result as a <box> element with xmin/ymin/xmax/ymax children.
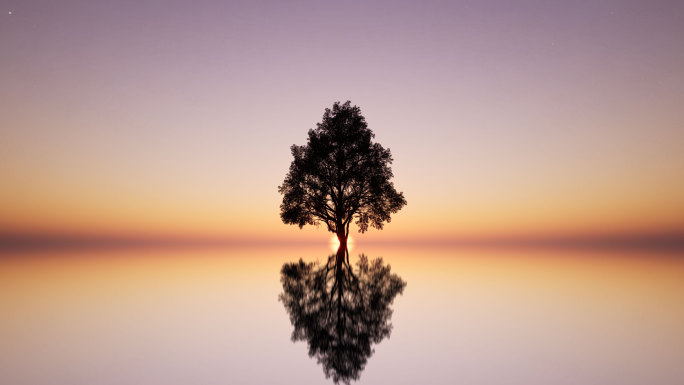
<box><xmin>1</xmin><ymin>246</ymin><xmax>683</xmax><ymax>385</ymax></box>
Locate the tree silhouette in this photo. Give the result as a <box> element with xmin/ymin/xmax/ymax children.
<box><xmin>280</xmin><ymin>254</ymin><xmax>406</xmax><ymax>384</ymax></box>
<box><xmin>279</xmin><ymin>101</ymin><xmax>406</xmax><ymax>265</ymax></box>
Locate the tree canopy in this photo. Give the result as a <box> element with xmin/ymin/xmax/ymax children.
<box><xmin>279</xmin><ymin>101</ymin><xmax>406</xmax><ymax>246</ymax></box>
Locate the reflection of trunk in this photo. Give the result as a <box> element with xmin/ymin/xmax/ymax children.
<box><xmin>335</xmin><ymin>230</ymin><xmax>347</xmax><ymax>338</ymax></box>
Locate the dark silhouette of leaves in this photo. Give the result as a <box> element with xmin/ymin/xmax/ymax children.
<box><xmin>279</xmin><ymin>101</ymin><xmax>406</xmax><ymax>258</ymax></box>
<box><xmin>280</xmin><ymin>254</ymin><xmax>406</xmax><ymax>384</ymax></box>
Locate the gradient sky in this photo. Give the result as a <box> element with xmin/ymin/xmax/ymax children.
<box><xmin>2</xmin><ymin>0</ymin><xmax>683</xmax><ymax>245</ymax></box>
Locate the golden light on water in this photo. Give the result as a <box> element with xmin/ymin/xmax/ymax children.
<box><xmin>2</xmin><ymin>246</ymin><xmax>683</xmax><ymax>385</ymax></box>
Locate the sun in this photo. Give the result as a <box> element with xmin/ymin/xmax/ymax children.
<box><xmin>329</xmin><ymin>235</ymin><xmax>354</xmax><ymax>253</ymax></box>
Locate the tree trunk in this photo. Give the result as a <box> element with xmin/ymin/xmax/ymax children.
<box><xmin>335</xmin><ymin>231</ymin><xmax>348</xmax><ymax>266</ymax></box>
<box><xmin>335</xmin><ymin>230</ymin><xmax>348</xmax><ymax>301</ymax></box>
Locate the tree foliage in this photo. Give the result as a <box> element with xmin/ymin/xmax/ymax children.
<box><xmin>279</xmin><ymin>101</ymin><xmax>406</xmax><ymax>240</ymax></box>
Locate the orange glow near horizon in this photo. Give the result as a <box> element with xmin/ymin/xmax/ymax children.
<box><xmin>329</xmin><ymin>235</ymin><xmax>355</xmax><ymax>253</ymax></box>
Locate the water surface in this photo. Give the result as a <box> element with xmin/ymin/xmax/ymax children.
<box><xmin>1</xmin><ymin>246</ymin><xmax>682</xmax><ymax>384</ymax></box>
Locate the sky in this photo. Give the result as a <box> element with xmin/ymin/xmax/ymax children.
<box><xmin>1</xmin><ymin>0</ymin><xmax>683</xmax><ymax>247</ymax></box>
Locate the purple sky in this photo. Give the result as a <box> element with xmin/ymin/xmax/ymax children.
<box><xmin>2</xmin><ymin>0</ymin><xmax>683</xmax><ymax>242</ymax></box>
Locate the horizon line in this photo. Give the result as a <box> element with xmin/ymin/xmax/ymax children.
<box><xmin>1</xmin><ymin>231</ymin><xmax>683</xmax><ymax>253</ymax></box>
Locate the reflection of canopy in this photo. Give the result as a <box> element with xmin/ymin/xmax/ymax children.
<box><xmin>280</xmin><ymin>255</ymin><xmax>406</xmax><ymax>384</ymax></box>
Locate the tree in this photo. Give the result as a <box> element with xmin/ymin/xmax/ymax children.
<box><xmin>279</xmin><ymin>101</ymin><xmax>406</xmax><ymax>263</ymax></box>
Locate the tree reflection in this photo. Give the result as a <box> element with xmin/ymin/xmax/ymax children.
<box><xmin>280</xmin><ymin>254</ymin><xmax>406</xmax><ymax>384</ymax></box>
